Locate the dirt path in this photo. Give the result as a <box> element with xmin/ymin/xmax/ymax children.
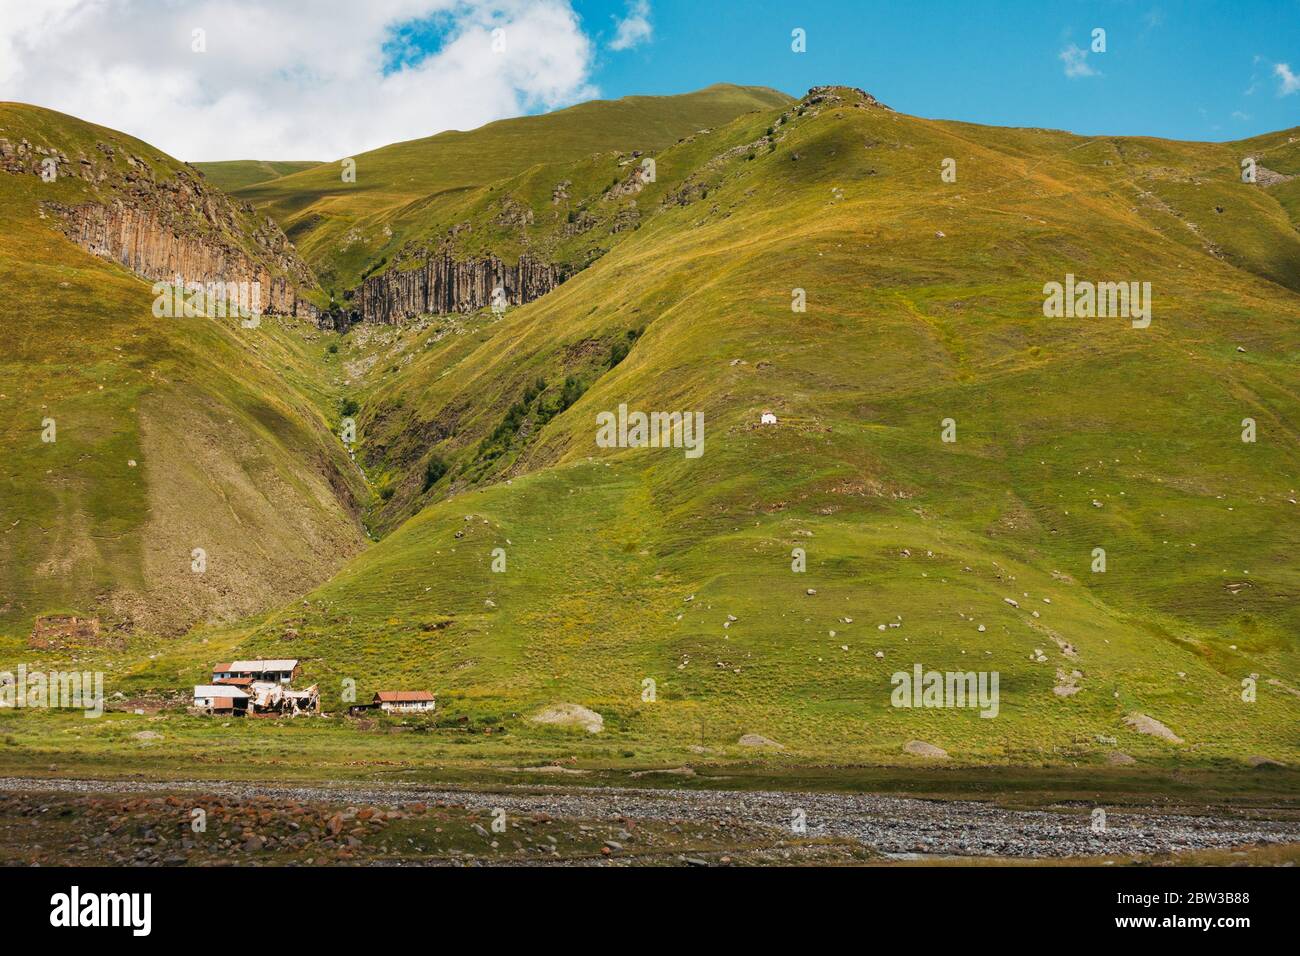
<box><xmin>3</xmin><ymin>776</ymin><xmax>1297</xmax><ymax>859</ymax></box>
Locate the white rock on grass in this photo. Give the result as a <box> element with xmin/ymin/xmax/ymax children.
<box><xmin>529</xmin><ymin>703</ymin><xmax>604</xmax><ymax>734</ymax></box>
<box><xmin>903</xmin><ymin>740</ymin><xmax>949</xmax><ymax>758</ymax></box>
<box><xmin>1123</xmin><ymin>712</ymin><xmax>1183</xmax><ymax>744</ymax></box>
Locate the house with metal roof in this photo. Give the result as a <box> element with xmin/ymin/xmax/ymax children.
<box><xmin>373</xmin><ymin>691</ymin><xmax>436</xmax><ymax>713</ymax></box>
<box><xmin>193</xmin><ymin>684</ymin><xmax>250</xmax><ymax>715</ymax></box>
<box><xmin>211</xmin><ymin>660</ymin><xmax>300</xmax><ymax>684</ymax></box>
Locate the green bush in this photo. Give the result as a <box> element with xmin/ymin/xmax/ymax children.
<box><xmin>422</xmin><ymin>455</ymin><xmax>447</xmax><ymax>491</ymax></box>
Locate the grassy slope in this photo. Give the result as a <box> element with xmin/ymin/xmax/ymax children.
<box><xmin>195</xmin><ymin>159</ymin><xmax>322</xmax><ymax>192</ymax></box>
<box><xmin>0</xmin><ymin>104</ymin><xmax>368</xmax><ymax>637</ymax></box>
<box><xmin>3</xmin><ymin>92</ymin><xmax>1298</xmax><ymax>778</ymax></box>
<box><xmin>231</xmin><ymin>84</ymin><xmax>793</xmax><ymax>294</ymax></box>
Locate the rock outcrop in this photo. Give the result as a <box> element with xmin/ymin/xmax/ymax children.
<box><xmin>803</xmin><ymin>85</ymin><xmax>892</xmax><ymax>111</ymax></box>
<box><xmin>359</xmin><ymin>251</ymin><xmax>568</xmax><ymax>324</ymax></box>
<box><xmin>50</xmin><ymin>201</ymin><xmax>319</xmax><ymax>317</ymax></box>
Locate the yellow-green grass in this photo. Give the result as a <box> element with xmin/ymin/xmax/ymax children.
<box><xmin>0</xmin><ymin>105</ymin><xmax>369</xmax><ymax>636</ymax></box>
<box><xmin>230</xmin><ymin>84</ymin><xmax>792</xmax><ymax>292</ymax></box>
<box><xmin>214</xmin><ymin>91</ymin><xmax>1299</xmax><ymax>768</ymax></box>
<box><xmin>2</xmin><ymin>706</ymin><xmax>1299</xmax><ymax>808</ymax></box>
<box><xmin>1</xmin><ymin>90</ymin><xmax>1297</xmax><ymax>778</ymax></box>
<box><xmin>194</xmin><ymin>159</ymin><xmax>322</xmax><ymax>192</ymax></box>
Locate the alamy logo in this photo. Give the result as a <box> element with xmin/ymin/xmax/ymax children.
<box><xmin>152</xmin><ymin>276</ymin><xmax>263</xmax><ymax>326</ymax></box>
<box><xmin>50</xmin><ymin>886</ymin><xmax>151</xmax><ymax>936</ymax></box>
<box><xmin>595</xmin><ymin>403</ymin><xmax>704</xmax><ymax>459</ymax></box>
<box><xmin>0</xmin><ymin>665</ymin><xmax>103</xmax><ymax>718</ymax></box>
<box><xmin>891</xmin><ymin>663</ymin><xmax>1000</xmax><ymax>718</ymax></box>
<box><xmin>1042</xmin><ymin>273</ymin><xmax>1151</xmax><ymax>328</ymax></box>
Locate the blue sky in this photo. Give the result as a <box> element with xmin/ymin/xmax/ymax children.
<box><xmin>3</xmin><ymin>0</ymin><xmax>1294</xmax><ymax>160</ymax></box>
<box><xmin>575</xmin><ymin>0</ymin><xmax>1299</xmax><ymax>141</ymax></box>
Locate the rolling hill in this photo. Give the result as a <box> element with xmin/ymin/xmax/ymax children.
<box><xmin>0</xmin><ymin>103</ymin><xmax>366</xmax><ymax>637</ymax></box>
<box><xmin>228</xmin><ymin>83</ymin><xmax>793</xmax><ymax>294</ymax></box>
<box><xmin>195</xmin><ymin>159</ymin><xmax>323</xmax><ymax>192</ymax></box>
<box><xmin>1</xmin><ymin>86</ymin><xmax>1297</xmax><ymax>777</ymax></box>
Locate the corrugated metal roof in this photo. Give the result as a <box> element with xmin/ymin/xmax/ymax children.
<box><xmin>374</xmin><ymin>691</ymin><xmax>435</xmax><ymax>702</ymax></box>
<box><xmin>194</xmin><ymin>684</ymin><xmax>250</xmax><ymax>699</ymax></box>
<box><xmin>215</xmin><ymin>660</ymin><xmax>299</xmax><ymax>672</ymax></box>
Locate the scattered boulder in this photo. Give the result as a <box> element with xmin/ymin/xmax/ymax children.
<box><xmin>737</xmin><ymin>733</ymin><xmax>784</xmax><ymax>749</ymax></box>
<box><xmin>1247</xmin><ymin>755</ymin><xmax>1285</xmax><ymax>769</ymax></box>
<box><xmin>1105</xmin><ymin>751</ymin><xmax>1136</xmax><ymax>766</ymax></box>
<box><xmin>903</xmin><ymin>740</ymin><xmax>949</xmax><ymax>759</ymax></box>
<box><xmin>1053</xmin><ymin>668</ymin><xmax>1082</xmax><ymax>697</ymax></box>
<box><xmin>528</xmin><ymin>703</ymin><xmax>603</xmax><ymax>734</ymax></box>
<box><xmin>1123</xmin><ymin>712</ymin><xmax>1183</xmax><ymax>744</ymax></box>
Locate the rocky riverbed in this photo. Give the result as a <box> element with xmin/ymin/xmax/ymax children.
<box><xmin>2</xmin><ymin>776</ymin><xmax>1297</xmax><ymax>865</ymax></box>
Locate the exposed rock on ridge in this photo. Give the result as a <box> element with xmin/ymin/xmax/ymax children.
<box><xmin>1</xmin><ymin>134</ymin><xmax>319</xmax><ymax>318</ymax></box>
<box><xmin>803</xmin><ymin>85</ymin><xmax>892</xmax><ymax>111</ymax></box>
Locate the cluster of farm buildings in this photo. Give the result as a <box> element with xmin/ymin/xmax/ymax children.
<box><xmin>191</xmin><ymin>659</ymin><xmax>434</xmax><ymax>718</ymax></box>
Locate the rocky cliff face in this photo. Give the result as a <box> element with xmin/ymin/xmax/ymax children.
<box><xmin>359</xmin><ymin>251</ymin><xmax>568</xmax><ymax>324</ymax></box>
<box><xmin>51</xmin><ymin>201</ymin><xmax>318</xmax><ymax>316</ymax></box>
<box><xmin>1</xmin><ymin>134</ymin><xmax>319</xmax><ymax>318</ymax></box>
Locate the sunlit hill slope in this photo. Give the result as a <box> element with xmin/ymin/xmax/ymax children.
<box><xmin>2</xmin><ymin>86</ymin><xmax>1298</xmax><ymax>772</ymax></box>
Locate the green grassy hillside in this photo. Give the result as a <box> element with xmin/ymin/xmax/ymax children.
<box><xmin>1</xmin><ymin>88</ymin><xmax>1297</xmax><ymax>777</ymax></box>
<box><xmin>0</xmin><ymin>104</ymin><xmax>368</xmax><ymax>637</ymax></box>
<box><xmin>231</xmin><ymin>84</ymin><xmax>792</xmax><ymax>293</ymax></box>
<box><xmin>195</xmin><ymin>159</ymin><xmax>322</xmax><ymax>192</ymax></box>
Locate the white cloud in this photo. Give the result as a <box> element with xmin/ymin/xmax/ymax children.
<box><xmin>1059</xmin><ymin>43</ymin><xmax>1099</xmax><ymax>79</ymax></box>
<box><xmin>0</xmin><ymin>0</ymin><xmax>597</xmax><ymax>161</ymax></box>
<box><xmin>609</xmin><ymin>0</ymin><xmax>652</xmax><ymax>51</ymax></box>
<box><xmin>1275</xmin><ymin>62</ymin><xmax>1300</xmax><ymax>95</ymax></box>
